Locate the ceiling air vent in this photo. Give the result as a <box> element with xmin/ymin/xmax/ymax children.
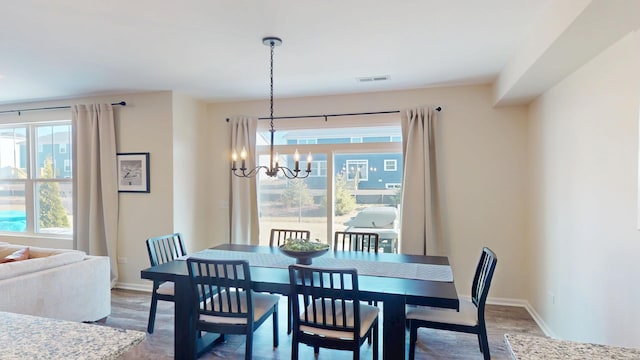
<box><xmin>357</xmin><ymin>75</ymin><xmax>390</xmax><ymax>83</ymax></box>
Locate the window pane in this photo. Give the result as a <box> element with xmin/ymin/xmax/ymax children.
<box><xmin>0</xmin><ymin>127</ymin><xmax>27</xmax><ymax>179</ymax></box>
<box><xmin>35</xmin><ymin>181</ymin><xmax>72</xmax><ymax>235</ymax></box>
<box><xmin>36</xmin><ymin>124</ymin><xmax>72</xmax><ymax>179</ymax></box>
<box><xmin>0</xmin><ymin>182</ymin><xmax>26</xmax><ymax>232</ymax></box>
<box><xmin>335</xmin><ymin>152</ymin><xmax>402</xmax><ymax>253</ymax></box>
<box><xmin>258</xmin><ymin>155</ymin><xmax>328</xmax><ymax>245</ymax></box>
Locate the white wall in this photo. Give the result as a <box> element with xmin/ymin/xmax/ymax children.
<box><xmin>527</xmin><ymin>30</ymin><xmax>640</xmax><ymax>346</ymax></box>
<box><xmin>208</xmin><ymin>85</ymin><xmax>530</xmax><ymax>301</ymax></box>
<box><xmin>171</xmin><ymin>92</ymin><xmax>212</xmax><ymax>253</ymax></box>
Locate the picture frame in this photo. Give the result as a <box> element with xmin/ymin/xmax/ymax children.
<box><xmin>117</xmin><ymin>152</ymin><xmax>150</xmax><ymax>193</ymax></box>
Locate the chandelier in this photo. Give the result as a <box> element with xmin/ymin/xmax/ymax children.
<box><xmin>231</xmin><ymin>37</ymin><xmax>311</xmax><ymax>179</ymax></box>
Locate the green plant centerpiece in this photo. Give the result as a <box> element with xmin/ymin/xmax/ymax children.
<box><xmin>279</xmin><ymin>238</ymin><xmax>330</xmax><ymax>265</ymax></box>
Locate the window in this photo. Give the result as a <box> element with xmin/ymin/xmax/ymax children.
<box><xmin>0</xmin><ymin>122</ymin><xmax>73</xmax><ymax>237</ymax></box>
<box><xmin>59</xmin><ymin>143</ymin><xmax>67</xmax><ymax>153</ymax></box>
<box><xmin>256</xmin><ymin>116</ymin><xmax>403</xmax><ymax>246</ymax></box>
<box><xmin>384</xmin><ymin>159</ymin><xmax>397</xmax><ymax>171</ymax></box>
<box><xmin>310</xmin><ymin>160</ymin><xmax>327</xmax><ymax>177</ymax></box>
<box><xmin>297</xmin><ymin>139</ymin><xmax>317</xmax><ymax>144</ymax></box>
<box><xmin>345</xmin><ymin>159</ymin><xmax>369</xmax><ymax>181</ymax></box>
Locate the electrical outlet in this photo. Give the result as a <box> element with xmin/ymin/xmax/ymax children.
<box><xmin>547</xmin><ymin>291</ymin><xmax>555</xmax><ymax>305</ymax></box>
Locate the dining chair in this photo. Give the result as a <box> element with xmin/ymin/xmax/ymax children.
<box><xmin>334</xmin><ymin>231</ymin><xmax>380</xmax><ymax>253</ymax></box>
<box><xmin>145</xmin><ymin>232</ymin><xmax>187</xmax><ymax>333</ymax></box>
<box><xmin>187</xmin><ymin>258</ymin><xmax>279</xmax><ymax>360</ymax></box>
<box><xmin>269</xmin><ymin>228</ymin><xmax>310</xmax><ymax>334</ymax></box>
<box><xmin>288</xmin><ymin>264</ymin><xmax>379</xmax><ymax>360</ymax></box>
<box><xmin>406</xmin><ymin>247</ymin><xmax>498</xmax><ymax>360</ymax></box>
<box><xmin>335</xmin><ymin>230</ymin><xmax>380</xmax><ymax>344</ymax></box>
<box><xmin>270</xmin><ymin>228</ymin><xmax>311</xmax><ymax>247</ymax></box>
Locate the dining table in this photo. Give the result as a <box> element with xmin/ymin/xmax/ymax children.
<box><xmin>140</xmin><ymin>244</ymin><xmax>459</xmax><ymax>360</ymax></box>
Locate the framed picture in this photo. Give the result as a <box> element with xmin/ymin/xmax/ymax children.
<box><xmin>117</xmin><ymin>153</ymin><xmax>150</xmax><ymax>193</ymax></box>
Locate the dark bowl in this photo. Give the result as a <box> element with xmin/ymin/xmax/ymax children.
<box><xmin>278</xmin><ymin>246</ymin><xmax>330</xmax><ymax>265</ymax></box>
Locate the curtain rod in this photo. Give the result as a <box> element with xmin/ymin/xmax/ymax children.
<box><xmin>0</xmin><ymin>101</ymin><xmax>127</xmax><ymax>115</ymax></box>
<box><xmin>225</xmin><ymin>107</ymin><xmax>441</xmax><ymax>122</ymax></box>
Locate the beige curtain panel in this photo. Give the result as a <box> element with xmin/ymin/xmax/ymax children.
<box><xmin>400</xmin><ymin>107</ymin><xmax>444</xmax><ymax>256</ymax></box>
<box><xmin>72</xmin><ymin>103</ymin><xmax>119</xmax><ymax>286</ymax></box>
<box><xmin>229</xmin><ymin>116</ymin><xmax>260</xmax><ymax>245</ymax></box>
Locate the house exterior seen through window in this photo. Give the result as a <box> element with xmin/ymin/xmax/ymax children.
<box><xmin>0</xmin><ymin>121</ymin><xmax>73</xmax><ymax>237</ymax></box>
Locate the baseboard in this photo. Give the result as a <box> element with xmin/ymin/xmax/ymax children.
<box><xmin>114</xmin><ymin>282</ymin><xmax>152</xmax><ymax>293</ymax></box>
<box><xmin>459</xmin><ymin>295</ymin><xmax>556</xmax><ymax>338</ymax></box>
<box><xmin>519</xmin><ymin>300</ymin><xmax>557</xmax><ymax>338</ymax></box>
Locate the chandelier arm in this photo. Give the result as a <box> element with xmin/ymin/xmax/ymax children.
<box><xmin>278</xmin><ymin>167</ymin><xmax>311</xmax><ymax>179</ymax></box>
<box><xmin>233</xmin><ymin>165</ymin><xmax>270</xmax><ymax>178</ymax></box>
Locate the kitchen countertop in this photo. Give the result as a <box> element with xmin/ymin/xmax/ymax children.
<box><xmin>505</xmin><ymin>333</ymin><xmax>640</xmax><ymax>360</ymax></box>
<box><xmin>0</xmin><ymin>311</ymin><xmax>145</xmax><ymax>359</ymax></box>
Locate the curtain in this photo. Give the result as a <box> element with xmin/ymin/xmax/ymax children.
<box><xmin>229</xmin><ymin>116</ymin><xmax>260</xmax><ymax>245</ymax></box>
<box><xmin>400</xmin><ymin>107</ymin><xmax>444</xmax><ymax>255</ymax></box>
<box><xmin>72</xmin><ymin>104</ymin><xmax>119</xmax><ymax>286</ymax></box>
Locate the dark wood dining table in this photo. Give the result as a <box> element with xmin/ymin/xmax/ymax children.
<box><xmin>140</xmin><ymin>244</ymin><xmax>459</xmax><ymax>360</ymax></box>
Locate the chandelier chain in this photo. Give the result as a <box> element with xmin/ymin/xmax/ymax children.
<box><xmin>269</xmin><ymin>40</ymin><xmax>275</xmax><ymax>133</ymax></box>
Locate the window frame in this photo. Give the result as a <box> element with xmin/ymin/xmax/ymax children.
<box><xmin>255</xmin><ymin>115</ymin><xmax>402</xmax><ymax>243</ymax></box>
<box><xmin>384</xmin><ymin>159</ymin><xmax>397</xmax><ymax>171</ymax></box>
<box><xmin>345</xmin><ymin>159</ymin><xmax>369</xmax><ymax>181</ymax></box>
<box><xmin>0</xmin><ymin>120</ymin><xmax>73</xmax><ymax>239</ymax></box>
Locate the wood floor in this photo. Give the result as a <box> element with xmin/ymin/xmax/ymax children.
<box><xmin>105</xmin><ymin>289</ymin><xmax>544</xmax><ymax>359</ymax></box>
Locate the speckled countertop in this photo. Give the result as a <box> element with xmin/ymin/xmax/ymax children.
<box><xmin>505</xmin><ymin>333</ymin><xmax>640</xmax><ymax>360</ymax></box>
<box><xmin>0</xmin><ymin>311</ymin><xmax>145</xmax><ymax>360</ymax></box>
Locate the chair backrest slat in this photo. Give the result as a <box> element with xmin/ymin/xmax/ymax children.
<box><xmin>270</xmin><ymin>229</ymin><xmax>311</xmax><ymax>247</ymax></box>
<box><xmin>334</xmin><ymin>231</ymin><xmax>379</xmax><ymax>253</ymax></box>
<box><xmin>146</xmin><ymin>233</ymin><xmax>186</xmax><ymax>267</ymax></box>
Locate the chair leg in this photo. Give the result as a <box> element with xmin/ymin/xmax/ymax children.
<box><xmin>408</xmin><ymin>322</ymin><xmax>418</xmax><ymax>360</ymax></box>
<box><xmin>372</xmin><ymin>319</ymin><xmax>379</xmax><ymax>360</ymax></box>
<box><xmin>147</xmin><ymin>291</ymin><xmax>159</xmax><ymax>334</ymax></box>
<box><xmin>245</xmin><ymin>330</ymin><xmax>253</xmax><ymax>360</ymax></box>
<box><xmin>367</xmin><ymin>300</ymin><xmax>378</xmax><ymax>344</ymax></box>
<box><xmin>287</xmin><ymin>296</ymin><xmax>293</xmax><ymax>335</ymax></box>
<box><xmin>291</xmin><ymin>335</ymin><xmax>299</xmax><ymax>360</ymax></box>
<box><xmin>479</xmin><ymin>325</ymin><xmax>490</xmax><ymax>360</ymax></box>
<box><xmin>272</xmin><ymin>306</ymin><xmax>279</xmax><ymax>348</ymax></box>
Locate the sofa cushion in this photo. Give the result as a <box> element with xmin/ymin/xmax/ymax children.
<box><xmin>0</xmin><ymin>248</ymin><xmax>30</xmax><ymax>263</ymax></box>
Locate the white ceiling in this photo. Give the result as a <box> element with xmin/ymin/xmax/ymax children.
<box><xmin>0</xmin><ymin>0</ymin><xmax>552</xmax><ymax>105</ymax></box>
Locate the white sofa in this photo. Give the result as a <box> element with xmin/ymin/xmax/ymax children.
<box><xmin>0</xmin><ymin>242</ymin><xmax>111</xmax><ymax>322</ymax></box>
